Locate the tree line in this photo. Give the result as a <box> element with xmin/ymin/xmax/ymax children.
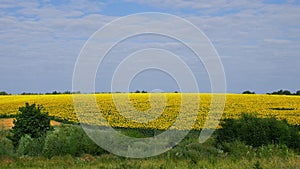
<box><xmin>243</xmin><ymin>89</ymin><xmax>300</xmax><ymax>95</ymax></box>
<box><xmin>0</xmin><ymin>91</ymin><xmax>81</xmax><ymax>95</ymax></box>
<box><xmin>1</xmin><ymin>89</ymin><xmax>300</xmax><ymax>95</ymax></box>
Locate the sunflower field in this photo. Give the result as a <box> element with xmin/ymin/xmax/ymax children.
<box><xmin>0</xmin><ymin>93</ymin><xmax>299</xmax><ymax>130</ymax></box>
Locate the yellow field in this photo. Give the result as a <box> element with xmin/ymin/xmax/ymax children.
<box><xmin>0</xmin><ymin>93</ymin><xmax>299</xmax><ymax>130</ymax></box>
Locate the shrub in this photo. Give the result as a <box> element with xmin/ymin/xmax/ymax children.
<box><xmin>8</xmin><ymin>103</ymin><xmax>52</xmax><ymax>148</ymax></box>
<box><xmin>43</xmin><ymin>124</ymin><xmax>106</xmax><ymax>158</ymax></box>
<box><xmin>219</xmin><ymin>141</ymin><xmax>253</xmax><ymax>158</ymax></box>
<box><xmin>182</xmin><ymin>142</ymin><xmax>219</xmax><ymax>164</ymax></box>
<box><xmin>16</xmin><ymin>134</ymin><xmax>45</xmax><ymax>156</ymax></box>
<box><xmin>0</xmin><ymin>135</ymin><xmax>14</xmax><ymax>156</ymax></box>
<box><xmin>253</xmin><ymin>161</ymin><xmax>263</xmax><ymax>169</ymax></box>
<box><xmin>216</xmin><ymin>113</ymin><xmax>300</xmax><ymax>150</ymax></box>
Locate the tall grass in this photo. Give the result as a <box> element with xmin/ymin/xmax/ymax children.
<box><xmin>0</xmin><ymin>121</ymin><xmax>299</xmax><ymax>168</ymax></box>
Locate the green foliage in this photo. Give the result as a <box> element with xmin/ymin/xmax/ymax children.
<box><xmin>16</xmin><ymin>135</ymin><xmax>45</xmax><ymax>156</ymax></box>
<box><xmin>242</xmin><ymin>90</ymin><xmax>255</xmax><ymax>94</ymax></box>
<box><xmin>8</xmin><ymin>103</ymin><xmax>52</xmax><ymax>148</ymax></box>
<box><xmin>181</xmin><ymin>142</ymin><xmax>219</xmax><ymax>164</ymax></box>
<box><xmin>163</xmin><ymin>132</ymin><xmax>221</xmax><ymax>164</ymax></box>
<box><xmin>42</xmin><ymin>124</ymin><xmax>106</xmax><ymax>158</ymax></box>
<box><xmin>0</xmin><ymin>132</ymin><xmax>14</xmax><ymax>156</ymax></box>
<box><xmin>20</xmin><ymin>92</ymin><xmax>40</xmax><ymax>95</ymax></box>
<box><xmin>118</xmin><ymin>161</ymin><xmax>141</xmax><ymax>169</ymax></box>
<box><xmin>0</xmin><ymin>124</ymin><xmax>299</xmax><ymax>168</ymax></box>
<box><xmin>268</xmin><ymin>89</ymin><xmax>292</xmax><ymax>95</ymax></box>
<box><xmin>0</xmin><ymin>91</ymin><xmax>9</xmax><ymax>95</ymax></box>
<box><xmin>119</xmin><ymin>128</ymin><xmax>162</xmax><ymax>138</ymax></box>
<box><xmin>216</xmin><ymin>113</ymin><xmax>300</xmax><ymax>150</ymax></box>
<box><xmin>218</xmin><ymin>141</ymin><xmax>253</xmax><ymax>158</ymax></box>
<box><xmin>0</xmin><ymin>114</ymin><xmax>16</xmax><ymax>118</ymax></box>
<box><xmin>133</xmin><ymin>90</ymin><xmax>148</xmax><ymax>93</ymax></box>
<box><xmin>253</xmin><ymin>161</ymin><xmax>263</xmax><ymax>169</ymax></box>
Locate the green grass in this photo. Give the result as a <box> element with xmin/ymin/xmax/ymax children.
<box><xmin>0</xmin><ymin>152</ymin><xmax>299</xmax><ymax>169</ymax></box>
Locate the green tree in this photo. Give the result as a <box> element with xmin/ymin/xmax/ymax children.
<box><xmin>282</xmin><ymin>90</ymin><xmax>291</xmax><ymax>95</ymax></box>
<box><xmin>271</xmin><ymin>89</ymin><xmax>291</xmax><ymax>95</ymax></box>
<box><xmin>0</xmin><ymin>91</ymin><xmax>9</xmax><ymax>95</ymax></box>
<box><xmin>242</xmin><ymin>90</ymin><xmax>255</xmax><ymax>94</ymax></box>
<box><xmin>216</xmin><ymin>113</ymin><xmax>300</xmax><ymax>150</ymax></box>
<box><xmin>8</xmin><ymin>103</ymin><xmax>52</xmax><ymax>148</ymax></box>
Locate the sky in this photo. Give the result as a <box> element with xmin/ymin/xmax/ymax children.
<box><xmin>0</xmin><ymin>0</ymin><xmax>299</xmax><ymax>94</ymax></box>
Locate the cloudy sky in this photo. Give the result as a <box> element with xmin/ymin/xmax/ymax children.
<box><xmin>0</xmin><ymin>0</ymin><xmax>299</xmax><ymax>94</ymax></box>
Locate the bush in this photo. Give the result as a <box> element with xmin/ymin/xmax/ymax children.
<box><xmin>42</xmin><ymin>124</ymin><xmax>106</xmax><ymax>158</ymax></box>
<box><xmin>16</xmin><ymin>135</ymin><xmax>45</xmax><ymax>156</ymax></box>
<box><xmin>219</xmin><ymin>141</ymin><xmax>253</xmax><ymax>158</ymax></box>
<box><xmin>0</xmin><ymin>136</ymin><xmax>14</xmax><ymax>156</ymax></box>
<box><xmin>216</xmin><ymin>113</ymin><xmax>300</xmax><ymax>150</ymax></box>
<box><xmin>8</xmin><ymin>103</ymin><xmax>52</xmax><ymax>148</ymax></box>
<box><xmin>253</xmin><ymin>161</ymin><xmax>263</xmax><ymax>169</ymax></box>
<box><xmin>182</xmin><ymin>142</ymin><xmax>219</xmax><ymax>164</ymax></box>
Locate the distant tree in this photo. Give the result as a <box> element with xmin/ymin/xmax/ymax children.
<box><xmin>0</xmin><ymin>91</ymin><xmax>9</xmax><ymax>95</ymax></box>
<box><xmin>63</xmin><ymin>91</ymin><xmax>71</xmax><ymax>94</ymax></box>
<box><xmin>270</xmin><ymin>89</ymin><xmax>291</xmax><ymax>95</ymax></box>
<box><xmin>7</xmin><ymin>103</ymin><xmax>52</xmax><ymax>148</ymax></box>
<box><xmin>141</xmin><ymin>90</ymin><xmax>147</xmax><ymax>93</ymax></box>
<box><xmin>72</xmin><ymin>91</ymin><xmax>81</xmax><ymax>94</ymax></box>
<box><xmin>174</xmin><ymin>91</ymin><xmax>178</xmax><ymax>93</ymax></box>
<box><xmin>282</xmin><ymin>90</ymin><xmax>292</xmax><ymax>95</ymax></box>
<box><xmin>20</xmin><ymin>92</ymin><xmax>38</xmax><ymax>95</ymax></box>
<box><xmin>135</xmin><ymin>90</ymin><xmax>140</xmax><ymax>93</ymax></box>
<box><xmin>242</xmin><ymin>90</ymin><xmax>255</xmax><ymax>94</ymax></box>
<box><xmin>52</xmin><ymin>91</ymin><xmax>60</xmax><ymax>94</ymax></box>
<box><xmin>295</xmin><ymin>90</ymin><xmax>300</xmax><ymax>95</ymax></box>
<box><xmin>271</xmin><ymin>89</ymin><xmax>281</xmax><ymax>95</ymax></box>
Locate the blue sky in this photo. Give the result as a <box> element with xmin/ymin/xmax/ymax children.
<box><xmin>0</xmin><ymin>0</ymin><xmax>300</xmax><ymax>94</ymax></box>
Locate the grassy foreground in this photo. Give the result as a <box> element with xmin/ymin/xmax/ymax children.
<box><xmin>0</xmin><ymin>153</ymin><xmax>299</xmax><ymax>169</ymax></box>
<box><xmin>0</xmin><ymin>125</ymin><xmax>299</xmax><ymax>169</ymax></box>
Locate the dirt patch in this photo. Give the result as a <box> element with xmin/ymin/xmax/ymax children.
<box><xmin>50</xmin><ymin>120</ymin><xmax>60</xmax><ymax>126</ymax></box>
<box><xmin>0</xmin><ymin>118</ymin><xmax>14</xmax><ymax>130</ymax></box>
<box><xmin>0</xmin><ymin>118</ymin><xmax>60</xmax><ymax>130</ymax></box>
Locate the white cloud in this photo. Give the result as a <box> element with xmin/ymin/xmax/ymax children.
<box><xmin>263</xmin><ymin>38</ymin><xmax>291</xmax><ymax>44</ymax></box>
<box><xmin>0</xmin><ymin>0</ymin><xmax>300</xmax><ymax>93</ymax></box>
<box><xmin>0</xmin><ymin>0</ymin><xmax>116</xmax><ymax>92</ymax></box>
<box><xmin>126</xmin><ymin>0</ymin><xmax>262</xmax><ymax>15</ymax></box>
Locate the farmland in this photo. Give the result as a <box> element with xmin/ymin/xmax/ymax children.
<box><xmin>0</xmin><ymin>93</ymin><xmax>300</xmax><ymax>129</ymax></box>
<box><xmin>0</xmin><ymin>93</ymin><xmax>300</xmax><ymax>168</ymax></box>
